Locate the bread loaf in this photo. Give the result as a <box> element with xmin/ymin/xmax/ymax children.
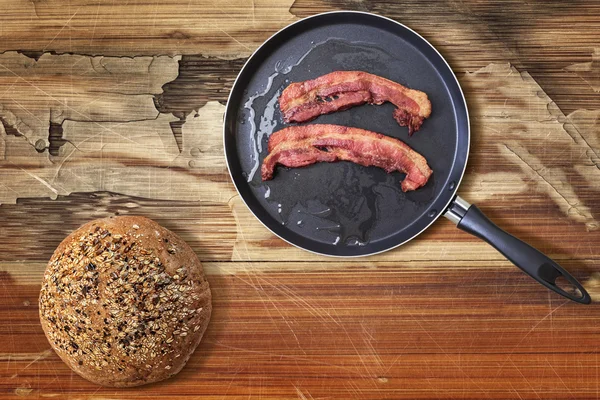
<box><xmin>39</xmin><ymin>216</ymin><xmax>212</xmax><ymax>387</ymax></box>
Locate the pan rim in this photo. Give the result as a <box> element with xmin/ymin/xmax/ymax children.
<box><xmin>223</xmin><ymin>10</ymin><xmax>471</xmax><ymax>258</ymax></box>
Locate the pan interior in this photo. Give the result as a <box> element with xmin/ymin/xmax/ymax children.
<box><xmin>225</xmin><ymin>13</ymin><xmax>468</xmax><ymax>256</ymax></box>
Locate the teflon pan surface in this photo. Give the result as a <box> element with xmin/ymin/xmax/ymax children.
<box><xmin>224</xmin><ymin>11</ymin><xmax>469</xmax><ymax>256</ymax></box>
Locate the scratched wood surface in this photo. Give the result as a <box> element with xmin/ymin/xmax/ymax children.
<box><xmin>1</xmin><ymin>1</ymin><xmax>600</xmax><ymax>399</ymax></box>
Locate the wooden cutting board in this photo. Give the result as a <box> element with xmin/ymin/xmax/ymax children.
<box><xmin>1</xmin><ymin>1</ymin><xmax>600</xmax><ymax>399</ymax></box>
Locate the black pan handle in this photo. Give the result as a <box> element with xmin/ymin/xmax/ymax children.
<box><xmin>445</xmin><ymin>196</ymin><xmax>591</xmax><ymax>304</ymax></box>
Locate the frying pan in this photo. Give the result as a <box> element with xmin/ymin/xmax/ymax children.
<box><xmin>223</xmin><ymin>11</ymin><xmax>591</xmax><ymax>304</ymax></box>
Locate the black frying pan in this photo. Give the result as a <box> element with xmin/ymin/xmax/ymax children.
<box><xmin>223</xmin><ymin>11</ymin><xmax>590</xmax><ymax>304</ymax></box>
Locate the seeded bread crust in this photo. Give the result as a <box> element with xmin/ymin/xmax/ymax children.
<box><xmin>39</xmin><ymin>216</ymin><xmax>212</xmax><ymax>387</ymax></box>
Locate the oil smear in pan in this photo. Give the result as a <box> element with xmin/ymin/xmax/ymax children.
<box><xmin>245</xmin><ymin>72</ymin><xmax>282</xmax><ymax>182</ymax></box>
<box><xmin>243</xmin><ymin>39</ymin><xmax>435</xmax><ymax>246</ymax></box>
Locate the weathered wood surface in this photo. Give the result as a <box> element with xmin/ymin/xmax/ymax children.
<box><xmin>1</xmin><ymin>1</ymin><xmax>600</xmax><ymax>399</ymax></box>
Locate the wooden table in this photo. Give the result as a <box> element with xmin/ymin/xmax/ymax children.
<box><xmin>1</xmin><ymin>1</ymin><xmax>599</xmax><ymax>398</ymax></box>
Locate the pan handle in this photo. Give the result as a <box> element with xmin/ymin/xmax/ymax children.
<box><xmin>444</xmin><ymin>196</ymin><xmax>591</xmax><ymax>304</ymax></box>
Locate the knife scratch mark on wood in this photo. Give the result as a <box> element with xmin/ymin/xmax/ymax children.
<box><xmin>502</xmin><ymin>143</ymin><xmax>598</xmax><ymax>230</ymax></box>
<box><xmin>42</xmin><ymin>8</ymin><xmax>81</xmax><ymax>52</ymax></box>
<box><xmin>7</xmin><ymin>161</ymin><xmax>58</xmax><ymax>196</ymax></box>
<box><xmin>495</xmin><ymin>301</ymin><xmax>568</xmax><ymax>379</ymax></box>
<box><xmin>510</xmin><ymin>359</ymin><xmax>542</xmax><ymax>400</ymax></box>
<box><xmin>206</xmin><ymin>340</ymin><xmax>371</xmax><ymax>379</ymax></box>
<box><xmin>397</xmin><ymin>302</ymin><xmax>492</xmax><ymax>398</ymax></box>
<box><xmin>546</xmin><ymin>360</ymin><xmax>574</xmax><ymax>398</ymax></box>
<box><xmin>0</xmin><ymin>349</ymin><xmax>53</xmax><ymax>367</ymax></box>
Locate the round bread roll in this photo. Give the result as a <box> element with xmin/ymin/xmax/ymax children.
<box><xmin>39</xmin><ymin>216</ymin><xmax>212</xmax><ymax>387</ymax></box>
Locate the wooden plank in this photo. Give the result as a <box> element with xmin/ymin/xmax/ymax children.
<box><xmin>0</xmin><ymin>0</ymin><xmax>296</xmax><ymax>57</ymax></box>
<box><xmin>2</xmin><ymin>261</ymin><xmax>600</xmax><ymax>399</ymax></box>
<box><xmin>1</xmin><ymin>189</ymin><xmax>599</xmax><ymax>264</ymax></box>
<box><xmin>0</xmin><ymin>56</ymin><xmax>598</xmax><ymax>262</ymax></box>
<box><xmin>1</xmin><ymin>0</ymin><xmax>599</xmax><ymax>114</ymax></box>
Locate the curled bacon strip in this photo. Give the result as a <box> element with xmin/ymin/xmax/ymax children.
<box><xmin>279</xmin><ymin>71</ymin><xmax>432</xmax><ymax>135</ymax></box>
<box><xmin>261</xmin><ymin>124</ymin><xmax>432</xmax><ymax>192</ymax></box>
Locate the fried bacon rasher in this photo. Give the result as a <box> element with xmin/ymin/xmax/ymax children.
<box><xmin>261</xmin><ymin>124</ymin><xmax>432</xmax><ymax>192</ymax></box>
<box><xmin>279</xmin><ymin>71</ymin><xmax>432</xmax><ymax>135</ymax></box>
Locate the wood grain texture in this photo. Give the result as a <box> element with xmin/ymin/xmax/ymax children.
<box><xmin>1</xmin><ymin>0</ymin><xmax>600</xmax><ymax>399</ymax></box>
<box><xmin>0</xmin><ymin>0</ymin><xmax>296</xmax><ymax>57</ymax></box>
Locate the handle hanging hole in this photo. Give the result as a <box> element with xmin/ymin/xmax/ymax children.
<box><xmin>554</xmin><ymin>275</ymin><xmax>583</xmax><ymax>299</ymax></box>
